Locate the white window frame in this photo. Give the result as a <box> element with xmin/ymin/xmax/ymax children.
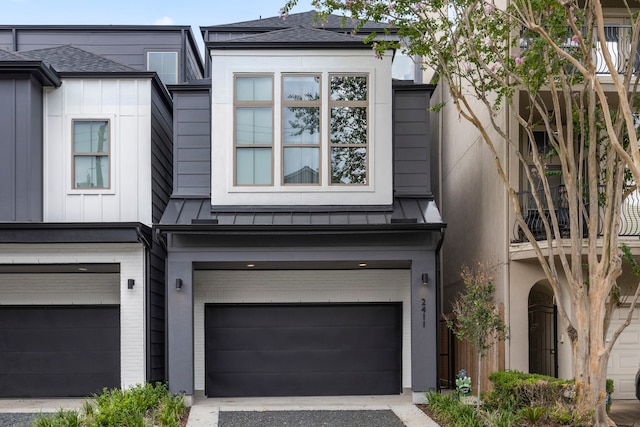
<box><xmin>147</xmin><ymin>51</ymin><xmax>178</xmax><ymax>85</ymax></box>
<box><xmin>68</xmin><ymin>115</ymin><xmax>116</xmax><ymax>195</ymax></box>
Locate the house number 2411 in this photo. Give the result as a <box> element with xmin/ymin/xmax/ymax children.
<box><xmin>421</xmin><ymin>298</ymin><xmax>426</xmax><ymax>328</ymax></box>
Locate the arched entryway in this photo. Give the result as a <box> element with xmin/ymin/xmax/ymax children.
<box><xmin>528</xmin><ymin>283</ymin><xmax>558</xmax><ymax>377</ymax></box>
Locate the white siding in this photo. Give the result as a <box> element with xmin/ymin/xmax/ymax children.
<box><xmin>210</xmin><ymin>49</ymin><xmax>393</xmax><ymax>207</ymax></box>
<box><xmin>193</xmin><ymin>269</ymin><xmax>411</xmax><ymax>392</ymax></box>
<box><xmin>0</xmin><ymin>243</ymin><xmax>147</xmax><ymax>389</ymax></box>
<box><xmin>43</xmin><ymin>79</ymin><xmax>153</xmax><ymax>225</ymax></box>
<box><xmin>607</xmin><ymin>306</ymin><xmax>640</xmax><ymax>399</ymax></box>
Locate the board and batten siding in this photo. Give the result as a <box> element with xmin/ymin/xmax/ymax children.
<box><xmin>173</xmin><ymin>90</ymin><xmax>211</xmax><ymax>196</ymax></box>
<box><xmin>0</xmin><ymin>243</ymin><xmax>147</xmax><ymax>389</ymax></box>
<box><xmin>393</xmin><ymin>87</ymin><xmax>432</xmax><ymax>197</ymax></box>
<box><xmin>193</xmin><ymin>269</ymin><xmax>412</xmax><ymax>392</ymax></box>
<box><xmin>0</xmin><ymin>78</ymin><xmax>43</xmax><ymax>222</ymax></box>
<box><xmin>43</xmin><ymin>79</ymin><xmax>153</xmax><ymax>225</ymax></box>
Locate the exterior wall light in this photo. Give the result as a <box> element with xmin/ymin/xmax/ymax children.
<box><xmin>176</xmin><ymin>278</ymin><xmax>183</xmax><ymax>290</ymax></box>
<box><xmin>127</xmin><ymin>279</ymin><xmax>135</xmax><ymax>289</ymax></box>
<box><xmin>421</xmin><ymin>273</ymin><xmax>429</xmax><ymax>286</ymax></box>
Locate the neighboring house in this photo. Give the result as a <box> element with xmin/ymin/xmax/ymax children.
<box><xmin>0</xmin><ymin>26</ymin><xmax>204</xmax><ymax>397</ymax></box>
<box><xmin>432</xmin><ymin>8</ymin><xmax>640</xmax><ymax>398</ymax></box>
<box><xmin>0</xmin><ymin>25</ymin><xmax>204</xmax><ymax>85</ymax></box>
<box><xmin>159</xmin><ymin>11</ymin><xmax>444</xmax><ymax>403</ymax></box>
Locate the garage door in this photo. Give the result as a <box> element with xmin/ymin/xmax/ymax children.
<box><xmin>608</xmin><ymin>307</ymin><xmax>640</xmax><ymax>399</ymax></box>
<box><xmin>0</xmin><ymin>305</ymin><xmax>120</xmax><ymax>397</ymax></box>
<box><xmin>205</xmin><ymin>303</ymin><xmax>402</xmax><ymax>397</ymax></box>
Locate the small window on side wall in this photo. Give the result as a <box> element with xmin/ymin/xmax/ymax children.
<box><xmin>147</xmin><ymin>52</ymin><xmax>178</xmax><ymax>84</ymax></box>
<box><xmin>72</xmin><ymin>120</ymin><xmax>110</xmax><ymax>189</ymax></box>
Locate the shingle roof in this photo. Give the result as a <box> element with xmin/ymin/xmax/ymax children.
<box><xmin>208</xmin><ymin>25</ymin><xmax>369</xmax><ymax>48</ymax></box>
<box><xmin>0</xmin><ymin>49</ymin><xmax>29</xmax><ymax>61</ymax></box>
<box><xmin>159</xmin><ymin>197</ymin><xmax>444</xmax><ymax>230</ymax></box>
<box><xmin>203</xmin><ymin>10</ymin><xmax>391</xmax><ymax>32</ymax></box>
<box><xmin>19</xmin><ymin>45</ymin><xmax>136</xmax><ymax>73</ymax></box>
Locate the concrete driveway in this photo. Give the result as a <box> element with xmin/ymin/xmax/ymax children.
<box><xmin>610</xmin><ymin>399</ymin><xmax>640</xmax><ymax>427</ymax></box>
<box><xmin>186</xmin><ymin>394</ymin><xmax>439</xmax><ymax>427</ymax></box>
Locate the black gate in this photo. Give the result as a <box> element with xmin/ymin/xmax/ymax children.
<box><xmin>528</xmin><ymin>301</ymin><xmax>558</xmax><ymax>377</ymax></box>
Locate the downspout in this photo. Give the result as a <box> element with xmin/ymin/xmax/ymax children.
<box><xmin>180</xmin><ymin>29</ymin><xmax>187</xmax><ymax>83</ymax></box>
<box><xmin>135</xmin><ymin>224</ymin><xmax>152</xmax><ymax>381</ymax></box>
<box><xmin>12</xmin><ymin>28</ymin><xmax>17</xmax><ymax>51</ymax></box>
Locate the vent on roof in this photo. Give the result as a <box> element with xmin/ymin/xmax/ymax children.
<box><xmin>390</xmin><ymin>218</ymin><xmax>418</xmax><ymax>224</ymax></box>
<box><xmin>191</xmin><ymin>219</ymin><xmax>219</xmax><ymax>225</ymax></box>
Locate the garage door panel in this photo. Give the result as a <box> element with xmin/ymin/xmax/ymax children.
<box><xmin>0</xmin><ymin>307</ymin><xmax>118</xmax><ymax>328</ymax></box>
<box><xmin>0</xmin><ymin>373</ymin><xmax>118</xmax><ymax>398</ymax></box>
<box><xmin>0</xmin><ymin>351</ymin><xmax>120</xmax><ymax>374</ymax></box>
<box><xmin>205</xmin><ymin>303</ymin><xmax>402</xmax><ymax>397</ymax></box>
<box><xmin>0</xmin><ymin>328</ymin><xmax>119</xmax><ymax>352</ymax></box>
<box><xmin>206</xmin><ymin>326</ymin><xmax>400</xmax><ymax>351</ymax></box>
<box><xmin>0</xmin><ymin>306</ymin><xmax>120</xmax><ymax>397</ymax></box>
<box><xmin>207</xmin><ymin>371</ymin><xmax>401</xmax><ymax>397</ymax></box>
<box><xmin>206</xmin><ymin>305</ymin><xmax>398</xmax><ymax>328</ymax></box>
<box><xmin>207</xmin><ymin>348</ymin><xmax>400</xmax><ymax>373</ymax></box>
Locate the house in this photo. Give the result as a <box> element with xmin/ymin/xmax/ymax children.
<box><xmin>432</xmin><ymin>4</ymin><xmax>640</xmax><ymax>398</ymax></box>
<box><xmin>158</xmin><ymin>11</ymin><xmax>444</xmax><ymax>403</ymax></box>
<box><xmin>0</xmin><ymin>27</ymin><xmax>204</xmax><ymax>397</ymax></box>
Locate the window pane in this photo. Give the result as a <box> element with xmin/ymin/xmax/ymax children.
<box><xmin>74</xmin><ymin>156</ymin><xmax>109</xmax><ymax>188</ymax></box>
<box><xmin>331</xmin><ymin>107</ymin><xmax>367</xmax><ymax>145</ymax></box>
<box><xmin>236</xmin><ymin>147</ymin><xmax>272</xmax><ymax>185</ymax></box>
<box><xmin>284</xmin><ymin>147</ymin><xmax>319</xmax><ymax>184</ymax></box>
<box><xmin>330</xmin><ymin>76</ymin><xmax>367</xmax><ymax>101</ymax></box>
<box><xmin>74</xmin><ymin>121</ymin><xmax>109</xmax><ymax>153</ymax></box>
<box><xmin>148</xmin><ymin>52</ymin><xmax>177</xmax><ymax>84</ymax></box>
<box><xmin>236</xmin><ymin>108</ymin><xmax>272</xmax><ymax>145</ymax></box>
<box><xmin>283</xmin><ymin>76</ymin><xmax>320</xmax><ymax>101</ymax></box>
<box><xmin>283</xmin><ymin>106</ymin><xmax>320</xmax><ymax>144</ymax></box>
<box><xmin>236</xmin><ymin>77</ymin><xmax>272</xmax><ymax>101</ymax></box>
<box><xmin>331</xmin><ymin>147</ymin><xmax>367</xmax><ymax>184</ymax></box>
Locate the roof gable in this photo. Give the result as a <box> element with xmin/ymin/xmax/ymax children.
<box><xmin>202</xmin><ymin>10</ymin><xmax>391</xmax><ymax>33</ymax></box>
<box><xmin>208</xmin><ymin>25</ymin><xmax>369</xmax><ymax>49</ymax></box>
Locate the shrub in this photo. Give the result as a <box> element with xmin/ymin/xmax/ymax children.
<box><xmin>31</xmin><ymin>383</ymin><xmax>185</xmax><ymax>427</ymax></box>
<box><xmin>486</xmin><ymin>370</ymin><xmax>574</xmax><ymax>410</ymax></box>
<box><xmin>426</xmin><ymin>391</ymin><xmax>483</xmax><ymax>427</ymax></box>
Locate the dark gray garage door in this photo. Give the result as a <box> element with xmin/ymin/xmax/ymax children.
<box><xmin>0</xmin><ymin>305</ymin><xmax>120</xmax><ymax>397</ymax></box>
<box><xmin>205</xmin><ymin>303</ymin><xmax>402</xmax><ymax>397</ymax></box>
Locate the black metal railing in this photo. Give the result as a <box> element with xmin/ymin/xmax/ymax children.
<box><xmin>520</xmin><ymin>25</ymin><xmax>640</xmax><ymax>75</ymax></box>
<box><xmin>512</xmin><ymin>186</ymin><xmax>640</xmax><ymax>242</ymax></box>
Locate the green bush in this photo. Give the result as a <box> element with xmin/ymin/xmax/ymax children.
<box><xmin>31</xmin><ymin>383</ymin><xmax>185</xmax><ymax>427</ymax></box>
<box><xmin>485</xmin><ymin>370</ymin><xmax>574</xmax><ymax>411</ymax></box>
<box><xmin>426</xmin><ymin>391</ymin><xmax>484</xmax><ymax>427</ymax></box>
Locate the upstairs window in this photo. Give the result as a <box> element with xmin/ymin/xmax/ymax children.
<box><xmin>282</xmin><ymin>75</ymin><xmax>321</xmax><ymax>184</ymax></box>
<box><xmin>72</xmin><ymin>120</ymin><xmax>110</xmax><ymax>189</ymax></box>
<box><xmin>234</xmin><ymin>75</ymin><xmax>273</xmax><ymax>185</ymax></box>
<box><xmin>330</xmin><ymin>74</ymin><xmax>368</xmax><ymax>185</ymax></box>
<box><xmin>147</xmin><ymin>52</ymin><xmax>178</xmax><ymax>84</ymax></box>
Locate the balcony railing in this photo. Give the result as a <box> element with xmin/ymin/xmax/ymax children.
<box><xmin>512</xmin><ymin>186</ymin><xmax>640</xmax><ymax>242</ymax></box>
<box><xmin>520</xmin><ymin>25</ymin><xmax>639</xmax><ymax>75</ymax></box>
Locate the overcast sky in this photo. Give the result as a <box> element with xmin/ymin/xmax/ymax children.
<box><xmin>1</xmin><ymin>0</ymin><xmax>316</xmax><ymax>55</ymax></box>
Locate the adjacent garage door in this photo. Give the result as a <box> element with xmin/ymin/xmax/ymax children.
<box><xmin>608</xmin><ymin>307</ymin><xmax>640</xmax><ymax>399</ymax></box>
<box><xmin>0</xmin><ymin>305</ymin><xmax>120</xmax><ymax>397</ymax></box>
<box><xmin>205</xmin><ymin>303</ymin><xmax>402</xmax><ymax>397</ymax></box>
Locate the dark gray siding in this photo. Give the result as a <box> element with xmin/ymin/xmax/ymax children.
<box><xmin>393</xmin><ymin>86</ymin><xmax>432</xmax><ymax>197</ymax></box>
<box><xmin>173</xmin><ymin>90</ymin><xmax>211</xmax><ymax>196</ymax></box>
<box><xmin>148</xmin><ymin>84</ymin><xmax>173</xmax><ymax>382</ymax></box>
<box><xmin>0</xmin><ymin>27</ymin><xmax>204</xmax><ymax>82</ymax></box>
<box><xmin>0</xmin><ymin>77</ymin><xmax>43</xmax><ymax>221</ymax></box>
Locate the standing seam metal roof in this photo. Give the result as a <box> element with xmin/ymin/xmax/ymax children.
<box><xmin>160</xmin><ymin>197</ymin><xmax>444</xmax><ymax>228</ymax></box>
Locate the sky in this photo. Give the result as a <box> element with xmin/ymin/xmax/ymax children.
<box><xmin>0</xmin><ymin>0</ymin><xmax>317</xmax><ymax>55</ymax></box>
